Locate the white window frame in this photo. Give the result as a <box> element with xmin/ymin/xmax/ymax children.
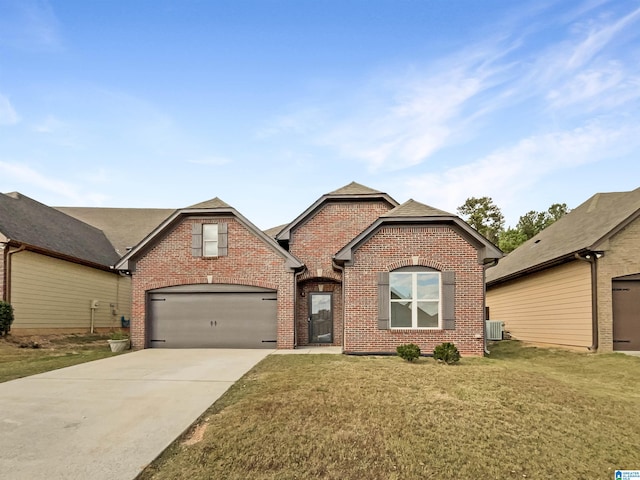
<box><xmin>389</xmin><ymin>271</ymin><xmax>441</xmax><ymax>329</ymax></box>
<box><xmin>202</xmin><ymin>223</ymin><xmax>219</xmax><ymax>257</ymax></box>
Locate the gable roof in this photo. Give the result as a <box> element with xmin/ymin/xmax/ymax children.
<box><xmin>335</xmin><ymin>198</ymin><xmax>503</xmax><ymax>265</ymax></box>
<box><xmin>56</xmin><ymin>206</ymin><xmax>175</xmax><ymax>257</ymax></box>
<box><xmin>187</xmin><ymin>197</ymin><xmax>231</xmax><ymax>209</ymax></box>
<box><xmin>0</xmin><ymin>192</ymin><xmax>119</xmax><ymax>267</ymax></box>
<box><xmin>276</xmin><ymin>181</ymin><xmax>399</xmax><ymax>242</ymax></box>
<box><xmin>328</xmin><ymin>181</ymin><xmax>384</xmax><ymax>195</ymax></box>
<box><xmin>115</xmin><ymin>199</ymin><xmax>303</xmax><ymax>271</ymax></box>
<box><xmin>486</xmin><ymin>187</ymin><xmax>640</xmax><ymax>285</ymax></box>
<box><xmin>382</xmin><ymin>199</ymin><xmax>453</xmax><ymax>217</ymax></box>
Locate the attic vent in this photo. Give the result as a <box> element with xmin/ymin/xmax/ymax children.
<box><xmin>534</xmin><ymin>239</ymin><xmax>541</xmax><ymax>244</ymax></box>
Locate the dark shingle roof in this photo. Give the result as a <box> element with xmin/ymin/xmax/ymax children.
<box><xmin>1</xmin><ymin>192</ymin><xmax>119</xmax><ymax>266</ymax></box>
<box><xmin>263</xmin><ymin>223</ymin><xmax>289</xmax><ymax>239</ymax></box>
<box><xmin>328</xmin><ymin>181</ymin><xmax>383</xmax><ymax>196</ymax></box>
<box><xmin>382</xmin><ymin>199</ymin><xmax>453</xmax><ymax>217</ymax></box>
<box><xmin>187</xmin><ymin>197</ymin><xmax>231</xmax><ymax>209</ymax></box>
<box><xmin>56</xmin><ymin>206</ymin><xmax>175</xmax><ymax>257</ymax></box>
<box><xmin>487</xmin><ymin>187</ymin><xmax>640</xmax><ymax>284</ymax></box>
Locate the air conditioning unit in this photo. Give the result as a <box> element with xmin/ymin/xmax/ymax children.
<box><xmin>486</xmin><ymin>321</ymin><xmax>504</xmax><ymax>341</ymax></box>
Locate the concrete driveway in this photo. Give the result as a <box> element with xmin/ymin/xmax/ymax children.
<box><xmin>0</xmin><ymin>349</ymin><xmax>273</xmax><ymax>480</ymax></box>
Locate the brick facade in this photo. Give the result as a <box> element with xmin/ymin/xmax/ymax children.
<box><xmin>288</xmin><ymin>200</ymin><xmax>392</xmax><ymax>346</ymax></box>
<box><xmin>129</xmin><ymin>216</ymin><xmax>296</xmax><ymax>349</ymax></box>
<box><xmin>289</xmin><ymin>200</ymin><xmax>392</xmax><ymax>281</ymax></box>
<box><xmin>596</xmin><ymin>216</ymin><xmax>640</xmax><ymax>352</ymax></box>
<box><xmin>296</xmin><ymin>280</ymin><xmax>343</xmax><ymax>346</ymax></box>
<box><xmin>343</xmin><ymin>225</ymin><xmax>486</xmax><ymax>356</ymax></box>
<box><xmin>127</xmin><ymin>192</ymin><xmax>493</xmax><ymax>355</ymax></box>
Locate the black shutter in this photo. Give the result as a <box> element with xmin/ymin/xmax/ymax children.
<box><xmin>442</xmin><ymin>271</ymin><xmax>455</xmax><ymax>330</ymax></box>
<box><xmin>377</xmin><ymin>272</ymin><xmax>390</xmax><ymax>330</ymax></box>
<box><xmin>191</xmin><ymin>223</ymin><xmax>203</xmax><ymax>257</ymax></box>
<box><xmin>218</xmin><ymin>223</ymin><xmax>228</xmax><ymax>257</ymax></box>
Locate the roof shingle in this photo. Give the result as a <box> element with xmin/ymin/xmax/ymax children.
<box><xmin>56</xmin><ymin>206</ymin><xmax>175</xmax><ymax>257</ymax></box>
<box><xmin>1</xmin><ymin>192</ymin><xmax>119</xmax><ymax>266</ymax></box>
<box><xmin>382</xmin><ymin>199</ymin><xmax>453</xmax><ymax>217</ymax></box>
<box><xmin>187</xmin><ymin>197</ymin><xmax>231</xmax><ymax>209</ymax></box>
<box><xmin>328</xmin><ymin>181</ymin><xmax>383</xmax><ymax>196</ymax></box>
<box><xmin>487</xmin><ymin>187</ymin><xmax>640</xmax><ymax>284</ymax></box>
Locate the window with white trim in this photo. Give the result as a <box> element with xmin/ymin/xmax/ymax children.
<box><xmin>389</xmin><ymin>271</ymin><xmax>440</xmax><ymax>328</ymax></box>
<box><xmin>202</xmin><ymin>223</ymin><xmax>219</xmax><ymax>257</ymax></box>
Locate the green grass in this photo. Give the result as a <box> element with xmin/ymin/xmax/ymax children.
<box><xmin>0</xmin><ymin>333</ymin><xmax>126</xmax><ymax>383</ymax></box>
<box><xmin>139</xmin><ymin>341</ymin><xmax>640</xmax><ymax>480</ymax></box>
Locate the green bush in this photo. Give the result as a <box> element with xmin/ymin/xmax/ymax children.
<box><xmin>396</xmin><ymin>343</ymin><xmax>421</xmax><ymax>362</ymax></box>
<box><xmin>433</xmin><ymin>342</ymin><xmax>461</xmax><ymax>364</ymax></box>
<box><xmin>109</xmin><ymin>329</ymin><xmax>129</xmax><ymax>340</ymax></box>
<box><xmin>0</xmin><ymin>301</ymin><xmax>15</xmax><ymax>337</ymax></box>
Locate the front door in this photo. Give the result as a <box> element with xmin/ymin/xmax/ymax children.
<box><xmin>309</xmin><ymin>292</ymin><xmax>333</xmax><ymax>343</ymax></box>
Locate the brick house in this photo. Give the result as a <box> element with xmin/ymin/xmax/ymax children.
<box><xmin>117</xmin><ymin>182</ymin><xmax>501</xmax><ymax>356</ymax></box>
<box><xmin>486</xmin><ymin>187</ymin><xmax>640</xmax><ymax>353</ymax></box>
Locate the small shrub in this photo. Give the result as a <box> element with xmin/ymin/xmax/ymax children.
<box><xmin>109</xmin><ymin>330</ymin><xmax>128</xmax><ymax>340</ymax></box>
<box><xmin>0</xmin><ymin>301</ymin><xmax>14</xmax><ymax>337</ymax></box>
<box><xmin>433</xmin><ymin>342</ymin><xmax>461</xmax><ymax>364</ymax></box>
<box><xmin>396</xmin><ymin>343</ymin><xmax>421</xmax><ymax>362</ymax></box>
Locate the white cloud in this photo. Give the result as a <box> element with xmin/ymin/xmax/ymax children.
<box><xmin>403</xmin><ymin>121</ymin><xmax>640</xmax><ymax>221</ymax></box>
<box><xmin>0</xmin><ymin>161</ymin><xmax>108</xmax><ymax>205</ymax></box>
<box><xmin>258</xmin><ymin>1</ymin><xmax>640</xmax><ymax>177</ymax></box>
<box><xmin>260</xmin><ymin>45</ymin><xmax>517</xmax><ymax>173</ymax></box>
<box><xmin>0</xmin><ymin>95</ymin><xmax>20</xmax><ymax>125</ymax></box>
<box><xmin>566</xmin><ymin>5</ymin><xmax>640</xmax><ymax>70</ymax></box>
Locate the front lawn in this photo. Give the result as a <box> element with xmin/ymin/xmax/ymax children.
<box><xmin>0</xmin><ymin>333</ymin><xmax>125</xmax><ymax>383</ymax></box>
<box><xmin>139</xmin><ymin>341</ymin><xmax>640</xmax><ymax>479</ymax></box>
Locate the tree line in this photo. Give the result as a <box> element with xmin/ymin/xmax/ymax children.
<box><xmin>456</xmin><ymin>197</ymin><xmax>569</xmax><ymax>253</ymax></box>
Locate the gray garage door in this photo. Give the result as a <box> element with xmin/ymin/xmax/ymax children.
<box><xmin>148</xmin><ymin>284</ymin><xmax>277</xmax><ymax>348</ymax></box>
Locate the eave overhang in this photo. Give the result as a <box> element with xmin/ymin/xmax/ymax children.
<box><xmin>4</xmin><ymin>239</ymin><xmax>116</xmax><ymax>272</ymax></box>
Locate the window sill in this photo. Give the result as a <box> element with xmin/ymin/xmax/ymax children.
<box><xmin>390</xmin><ymin>327</ymin><xmax>442</xmax><ymax>331</ymax></box>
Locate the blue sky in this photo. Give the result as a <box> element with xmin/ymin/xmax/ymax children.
<box><xmin>1</xmin><ymin>0</ymin><xmax>639</xmax><ymax>230</ymax></box>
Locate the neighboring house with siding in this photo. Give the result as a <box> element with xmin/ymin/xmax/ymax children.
<box><xmin>116</xmin><ymin>182</ymin><xmax>502</xmax><ymax>356</ymax></box>
<box><xmin>486</xmin><ymin>187</ymin><xmax>640</xmax><ymax>352</ymax></box>
<box><xmin>0</xmin><ymin>192</ymin><xmax>131</xmax><ymax>334</ymax></box>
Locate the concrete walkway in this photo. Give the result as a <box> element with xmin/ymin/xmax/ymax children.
<box><xmin>0</xmin><ymin>349</ymin><xmax>272</xmax><ymax>480</ymax></box>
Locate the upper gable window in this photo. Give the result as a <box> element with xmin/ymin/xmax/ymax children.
<box><xmin>192</xmin><ymin>222</ymin><xmax>228</xmax><ymax>258</ymax></box>
<box><xmin>390</xmin><ymin>271</ymin><xmax>440</xmax><ymax>329</ymax></box>
<box><xmin>203</xmin><ymin>224</ymin><xmax>219</xmax><ymax>257</ymax></box>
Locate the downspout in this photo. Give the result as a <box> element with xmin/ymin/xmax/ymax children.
<box><xmin>332</xmin><ymin>259</ymin><xmax>345</xmax><ymax>352</ymax></box>
<box><xmin>483</xmin><ymin>259</ymin><xmax>499</xmax><ymax>355</ymax></box>
<box><xmin>1</xmin><ymin>242</ymin><xmax>7</xmax><ymax>301</ymax></box>
<box><xmin>6</xmin><ymin>243</ymin><xmax>26</xmax><ymax>303</ymax></box>
<box><xmin>293</xmin><ymin>267</ymin><xmax>306</xmax><ymax>348</ymax></box>
<box><xmin>575</xmin><ymin>252</ymin><xmax>599</xmax><ymax>352</ymax></box>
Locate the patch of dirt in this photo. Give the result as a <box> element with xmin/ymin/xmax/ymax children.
<box><xmin>182</xmin><ymin>421</ymin><xmax>209</xmax><ymax>446</ymax></box>
<box><xmin>1</xmin><ymin>333</ymin><xmax>109</xmax><ymax>350</ymax></box>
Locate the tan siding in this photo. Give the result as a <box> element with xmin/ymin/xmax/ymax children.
<box><xmin>10</xmin><ymin>251</ymin><xmax>131</xmax><ymax>331</ymax></box>
<box><xmin>487</xmin><ymin>261</ymin><xmax>592</xmax><ymax>347</ymax></box>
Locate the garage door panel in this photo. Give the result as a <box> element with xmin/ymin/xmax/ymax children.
<box><xmin>148</xmin><ymin>289</ymin><xmax>277</xmax><ymax>348</ymax></box>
